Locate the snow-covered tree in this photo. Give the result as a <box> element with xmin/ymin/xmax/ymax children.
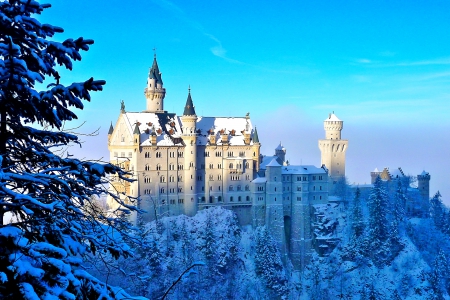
<box><xmin>367</xmin><ymin>177</ymin><xmax>390</xmax><ymax>265</ymax></box>
<box><xmin>430</xmin><ymin>191</ymin><xmax>444</xmax><ymax>230</ymax></box>
<box><xmin>392</xmin><ymin>180</ymin><xmax>407</xmax><ymax>223</ymax></box>
<box><xmin>351</xmin><ymin>187</ymin><xmax>365</xmax><ymax>239</ymax></box>
<box><xmin>0</xmin><ymin>1</ymin><xmax>137</xmax><ymax>298</ymax></box>
<box><xmin>254</xmin><ymin>226</ymin><xmax>288</xmax><ymax>298</ymax></box>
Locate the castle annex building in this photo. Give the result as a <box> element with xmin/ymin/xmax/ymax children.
<box><xmin>107</xmin><ymin>56</ymin><xmax>347</xmax><ymax>269</ymax></box>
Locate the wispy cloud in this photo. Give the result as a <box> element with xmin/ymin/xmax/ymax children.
<box><xmin>153</xmin><ymin>0</ymin><xmax>242</xmax><ymax>63</ymax></box>
<box><xmin>356</xmin><ymin>58</ymin><xmax>372</xmax><ymax>64</ymax></box>
<box><xmin>393</xmin><ymin>57</ymin><xmax>450</xmax><ymax>66</ymax></box>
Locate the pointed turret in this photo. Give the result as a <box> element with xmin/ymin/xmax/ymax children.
<box><xmin>253</xmin><ymin>127</ymin><xmax>260</xmax><ymax>143</ymax></box>
<box><xmin>133</xmin><ymin>123</ymin><xmax>140</xmax><ymax>135</ymax></box>
<box><xmin>183</xmin><ymin>88</ymin><xmax>196</xmax><ymax>116</ymax></box>
<box><xmin>144</xmin><ymin>54</ymin><xmax>166</xmax><ymax>112</ymax></box>
<box><xmin>133</xmin><ymin>123</ymin><xmax>140</xmax><ymax>146</ymax></box>
<box><xmin>108</xmin><ymin>122</ymin><xmax>114</xmax><ymax>135</ymax></box>
<box><xmin>148</xmin><ymin>55</ymin><xmax>163</xmax><ymax>85</ymax></box>
<box><xmin>108</xmin><ymin>122</ymin><xmax>114</xmax><ymax>145</ymax></box>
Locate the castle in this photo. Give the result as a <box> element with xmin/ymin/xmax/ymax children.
<box><xmin>107</xmin><ymin>56</ymin><xmax>348</xmax><ymax>269</ymax></box>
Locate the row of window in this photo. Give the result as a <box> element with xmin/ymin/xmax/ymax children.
<box><xmin>229</xmin><ymin>185</ymin><xmax>250</xmax><ymax>191</ymax></box>
<box><xmin>113</xmin><ymin>152</ymin><xmax>132</xmax><ymax>158</ymax></box>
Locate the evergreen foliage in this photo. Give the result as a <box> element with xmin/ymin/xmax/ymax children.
<box><xmin>254</xmin><ymin>226</ymin><xmax>288</xmax><ymax>297</ymax></box>
<box><xmin>430</xmin><ymin>191</ymin><xmax>444</xmax><ymax>229</ymax></box>
<box><xmin>367</xmin><ymin>177</ymin><xmax>391</xmax><ymax>265</ymax></box>
<box><xmin>0</xmin><ymin>1</ymin><xmax>137</xmax><ymax>298</ymax></box>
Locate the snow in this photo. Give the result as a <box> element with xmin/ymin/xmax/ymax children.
<box><xmin>275</xmin><ymin>142</ymin><xmax>285</xmax><ymax>151</ymax></box>
<box><xmin>282</xmin><ymin>165</ymin><xmax>327</xmax><ymax>175</ymax></box>
<box><xmin>266</xmin><ymin>158</ymin><xmax>281</xmax><ymax>167</ymax></box>
<box><xmin>118</xmin><ymin>112</ymin><xmax>256</xmax><ymax>147</ymax></box>
<box><xmin>325</xmin><ymin>113</ymin><xmax>341</xmax><ymax>122</ymax></box>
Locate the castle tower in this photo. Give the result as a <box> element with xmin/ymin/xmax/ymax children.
<box><xmin>370</xmin><ymin>167</ymin><xmax>381</xmax><ymax>184</ymax></box>
<box><xmin>318</xmin><ymin>113</ymin><xmax>348</xmax><ymax>180</ymax></box>
<box><xmin>417</xmin><ymin>170</ymin><xmax>430</xmax><ymax>207</ymax></box>
<box><xmin>252</xmin><ymin>127</ymin><xmax>261</xmax><ymax>173</ymax></box>
<box><xmin>144</xmin><ymin>54</ymin><xmax>166</xmax><ymax>112</ymax></box>
<box><xmin>180</xmin><ymin>88</ymin><xmax>198</xmax><ymax>216</ymax></box>
<box><xmin>275</xmin><ymin>142</ymin><xmax>286</xmax><ymax>165</ymax></box>
<box><xmin>265</xmin><ymin>158</ymin><xmax>286</xmax><ymax>256</ymax></box>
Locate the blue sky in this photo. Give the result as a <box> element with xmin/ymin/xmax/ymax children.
<box><xmin>42</xmin><ymin>0</ymin><xmax>450</xmax><ymax>202</ymax></box>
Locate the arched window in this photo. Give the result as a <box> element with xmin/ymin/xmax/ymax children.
<box><xmin>145</xmin><ymin>164</ymin><xmax>150</xmax><ymax>171</ymax></box>
<box><xmin>229</xmin><ymin>185</ymin><xmax>234</xmax><ymax>191</ymax></box>
<box><xmin>229</xmin><ymin>163</ymin><xmax>234</xmax><ymax>169</ymax></box>
<box><xmin>160</xmin><ymin>176</ymin><xmax>165</xmax><ymax>183</ymax></box>
<box><xmin>218</xmin><ymin>196</ymin><xmax>222</xmax><ymax>202</ymax></box>
<box><xmin>245</xmin><ymin>185</ymin><xmax>250</xmax><ymax>191</ymax></box>
<box><xmin>230</xmin><ymin>196</ymin><xmax>234</xmax><ymax>202</ymax></box>
<box><xmin>156</xmin><ymin>164</ymin><xmax>161</xmax><ymax>171</ymax></box>
<box><xmin>237</xmin><ymin>185</ymin><xmax>242</xmax><ymax>191</ymax></box>
<box><xmin>238</xmin><ymin>196</ymin><xmax>242</xmax><ymax>202</ymax></box>
<box><xmin>246</xmin><ymin>196</ymin><xmax>250</xmax><ymax>201</ymax></box>
<box><xmin>209</xmin><ymin>196</ymin><xmax>213</xmax><ymax>203</ymax></box>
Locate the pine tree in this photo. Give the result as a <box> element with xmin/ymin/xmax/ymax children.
<box><xmin>368</xmin><ymin>177</ymin><xmax>390</xmax><ymax>265</ymax></box>
<box><xmin>430</xmin><ymin>191</ymin><xmax>444</xmax><ymax>230</ymax></box>
<box><xmin>254</xmin><ymin>226</ymin><xmax>288</xmax><ymax>297</ymax></box>
<box><xmin>0</xmin><ymin>2</ymin><xmax>137</xmax><ymax>298</ymax></box>
<box><xmin>393</xmin><ymin>180</ymin><xmax>407</xmax><ymax>223</ymax></box>
<box><xmin>351</xmin><ymin>187</ymin><xmax>365</xmax><ymax>239</ymax></box>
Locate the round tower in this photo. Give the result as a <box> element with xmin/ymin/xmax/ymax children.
<box><xmin>181</xmin><ymin>88</ymin><xmax>198</xmax><ymax>216</ymax></box>
<box><xmin>417</xmin><ymin>170</ymin><xmax>430</xmax><ymax>202</ymax></box>
<box><xmin>144</xmin><ymin>54</ymin><xmax>166</xmax><ymax>112</ymax></box>
<box><xmin>318</xmin><ymin>112</ymin><xmax>348</xmax><ymax>180</ymax></box>
<box><xmin>324</xmin><ymin>113</ymin><xmax>343</xmax><ymax>140</ymax></box>
<box><xmin>275</xmin><ymin>142</ymin><xmax>286</xmax><ymax>165</ymax></box>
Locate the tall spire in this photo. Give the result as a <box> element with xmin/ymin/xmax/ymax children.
<box><xmin>183</xmin><ymin>86</ymin><xmax>196</xmax><ymax>116</ymax></box>
<box><xmin>253</xmin><ymin>127</ymin><xmax>260</xmax><ymax>143</ymax></box>
<box><xmin>108</xmin><ymin>122</ymin><xmax>114</xmax><ymax>134</ymax></box>
<box><xmin>148</xmin><ymin>54</ymin><xmax>163</xmax><ymax>85</ymax></box>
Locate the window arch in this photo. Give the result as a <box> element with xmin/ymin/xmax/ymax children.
<box><xmin>156</xmin><ymin>164</ymin><xmax>161</xmax><ymax>171</ymax></box>
<box><xmin>245</xmin><ymin>185</ymin><xmax>250</xmax><ymax>191</ymax></box>
<box><xmin>145</xmin><ymin>164</ymin><xmax>150</xmax><ymax>171</ymax></box>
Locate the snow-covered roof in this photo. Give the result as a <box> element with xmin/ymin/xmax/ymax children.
<box><xmin>389</xmin><ymin>167</ymin><xmax>405</xmax><ymax>179</ymax></box>
<box><xmin>120</xmin><ymin>113</ymin><xmax>256</xmax><ymax>147</ymax></box>
<box><xmin>252</xmin><ymin>177</ymin><xmax>267</xmax><ymax>183</ymax></box>
<box><xmin>275</xmin><ymin>142</ymin><xmax>285</xmax><ymax>151</ymax></box>
<box><xmin>195</xmin><ymin>116</ymin><xmax>255</xmax><ymax>146</ymax></box>
<box><xmin>325</xmin><ymin>113</ymin><xmax>341</xmax><ymax>122</ymax></box>
<box><xmin>266</xmin><ymin>158</ymin><xmax>281</xmax><ymax>167</ymax></box>
<box><xmin>373</xmin><ymin>167</ymin><xmax>379</xmax><ymax>172</ymax></box>
<box><xmin>123</xmin><ymin>112</ymin><xmax>184</xmax><ymax>146</ymax></box>
<box><xmin>282</xmin><ymin>165</ymin><xmax>327</xmax><ymax>175</ymax></box>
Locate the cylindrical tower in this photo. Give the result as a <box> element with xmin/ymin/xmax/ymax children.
<box><xmin>324</xmin><ymin>113</ymin><xmax>343</xmax><ymax>140</ymax></box>
<box><xmin>417</xmin><ymin>171</ymin><xmax>430</xmax><ymax>203</ymax></box>
<box><xmin>144</xmin><ymin>55</ymin><xmax>166</xmax><ymax>112</ymax></box>
<box><xmin>318</xmin><ymin>112</ymin><xmax>348</xmax><ymax>180</ymax></box>
<box><xmin>181</xmin><ymin>89</ymin><xmax>198</xmax><ymax>216</ymax></box>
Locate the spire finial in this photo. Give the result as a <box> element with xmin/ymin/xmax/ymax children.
<box><xmin>153</xmin><ymin>47</ymin><xmax>157</xmax><ymax>58</ymax></box>
<box><xmin>188</xmin><ymin>85</ymin><xmax>191</xmax><ymax>93</ymax></box>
